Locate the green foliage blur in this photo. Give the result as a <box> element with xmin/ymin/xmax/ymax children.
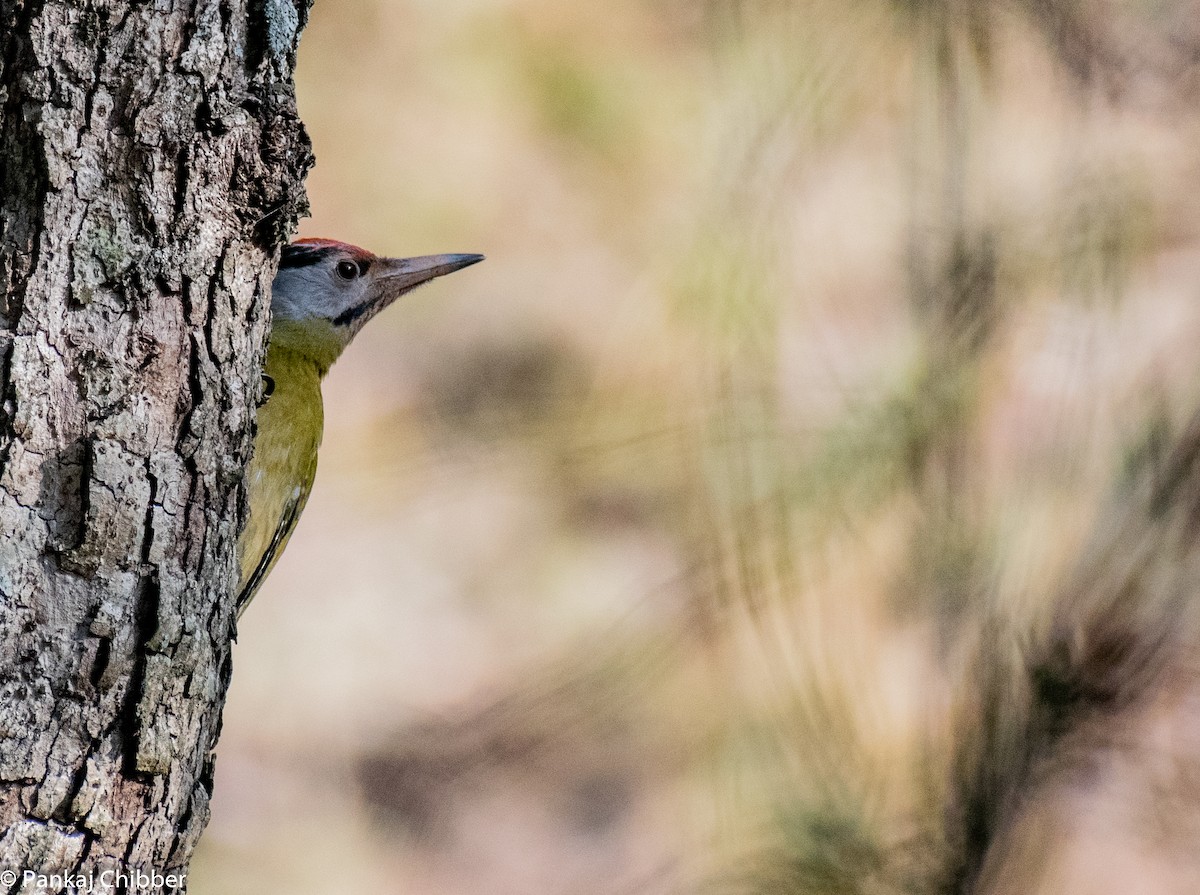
<box><xmin>193</xmin><ymin>1</ymin><xmax>1200</xmax><ymax>893</ymax></box>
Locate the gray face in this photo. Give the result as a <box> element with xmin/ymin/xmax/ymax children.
<box><xmin>271</xmin><ymin>250</ymin><xmax>375</xmax><ymax>329</ymax></box>
<box><xmin>271</xmin><ymin>247</ymin><xmax>485</xmax><ymax>338</ymax></box>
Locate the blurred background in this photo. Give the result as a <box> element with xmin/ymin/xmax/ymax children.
<box><xmin>192</xmin><ymin>1</ymin><xmax>1200</xmax><ymax>893</ymax></box>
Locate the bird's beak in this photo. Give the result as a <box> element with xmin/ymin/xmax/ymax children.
<box><xmin>336</xmin><ymin>253</ymin><xmax>483</xmax><ymax>332</ymax></box>
<box><xmin>376</xmin><ymin>253</ymin><xmax>485</xmax><ymax>297</ymax></box>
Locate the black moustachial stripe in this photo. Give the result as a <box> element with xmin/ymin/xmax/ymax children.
<box><xmin>332</xmin><ymin>301</ymin><xmax>372</xmax><ymax>328</ymax></box>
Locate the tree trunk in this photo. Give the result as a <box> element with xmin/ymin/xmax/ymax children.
<box><xmin>0</xmin><ymin>1</ymin><xmax>312</xmax><ymax>890</ymax></box>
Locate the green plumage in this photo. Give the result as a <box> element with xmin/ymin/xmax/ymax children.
<box><xmin>234</xmin><ymin>243</ymin><xmax>482</xmax><ymax>616</ymax></box>
<box><xmin>236</xmin><ymin>333</ymin><xmax>327</xmax><ymax>615</ymax></box>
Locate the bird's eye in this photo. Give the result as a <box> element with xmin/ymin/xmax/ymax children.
<box><xmin>335</xmin><ymin>260</ymin><xmax>359</xmax><ymax>280</ymax></box>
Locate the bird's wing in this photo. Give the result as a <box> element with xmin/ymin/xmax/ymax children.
<box><xmin>236</xmin><ymin>489</ymin><xmax>305</xmax><ymax>618</ymax></box>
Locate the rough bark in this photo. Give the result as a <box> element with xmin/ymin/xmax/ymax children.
<box><xmin>0</xmin><ymin>0</ymin><xmax>312</xmax><ymax>890</ymax></box>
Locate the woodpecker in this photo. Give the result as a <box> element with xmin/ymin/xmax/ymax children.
<box><xmin>236</xmin><ymin>239</ymin><xmax>484</xmax><ymax>615</ymax></box>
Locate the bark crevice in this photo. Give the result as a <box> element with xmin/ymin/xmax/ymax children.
<box><xmin>0</xmin><ymin>0</ymin><xmax>313</xmax><ymax>887</ymax></box>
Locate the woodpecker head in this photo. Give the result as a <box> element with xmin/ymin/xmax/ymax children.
<box><xmin>269</xmin><ymin>238</ymin><xmax>484</xmax><ymax>371</ymax></box>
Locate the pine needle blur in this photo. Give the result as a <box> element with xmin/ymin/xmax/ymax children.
<box><xmin>191</xmin><ymin>1</ymin><xmax>1200</xmax><ymax>893</ymax></box>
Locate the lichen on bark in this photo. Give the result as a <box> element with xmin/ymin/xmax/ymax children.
<box><xmin>0</xmin><ymin>0</ymin><xmax>313</xmax><ymax>887</ymax></box>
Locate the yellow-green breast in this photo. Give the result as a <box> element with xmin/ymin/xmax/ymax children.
<box><xmin>236</xmin><ymin>342</ymin><xmax>325</xmax><ymax>613</ymax></box>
